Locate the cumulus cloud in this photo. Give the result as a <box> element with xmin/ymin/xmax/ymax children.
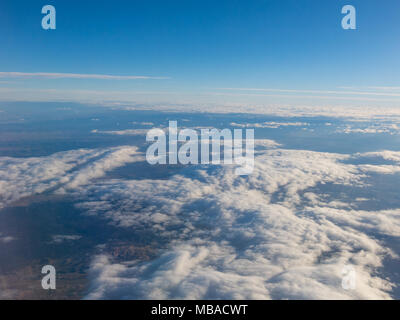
<box><xmin>337</xmin><ymin>123</ymin><xmax>400</xmax><ymax>135</ymax></box>
<box><xmin>0</xmin><ymin>146</ymin><xmax>143</xmax><ymax>209</ymax></box>
<box><xmin>230</xmin><ymin>121</ymin><xmax>309</xmax><ymax>128</ymax></box>
<box><xmin>2</xmin><ymin>140</ymin><xmax>400</xmax><ymax>299</ymax></box>
<box><xmin>77</xmin><ymin>148</ymin><xmax>400</xmax><ymax>300</ymax></box>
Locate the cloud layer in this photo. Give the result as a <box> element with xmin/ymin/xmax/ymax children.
<box><xmin>1</xmin><ymin>142</ymin><xmax>399</xmax><ymax>299</ymax></box>
<box><xmin>76</xmin><ymin>148</ymin><xmax>399</xmax><ymax>299</ymax></box>
<box><xmin>0</xmin><ymin>146</ymin><xmax>143</xmax><ymax>209</ymax></box>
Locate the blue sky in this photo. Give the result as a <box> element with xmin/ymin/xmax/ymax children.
<box><xmin>0</xmin><ymin>0</ymin><xmax>400</xmax><ymax>105</ymax></box>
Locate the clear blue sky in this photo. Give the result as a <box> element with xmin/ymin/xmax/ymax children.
<box><xmin>0</xmin><ymin>0</ymin><xmax>400</xmax><ymax>105</ymax></box>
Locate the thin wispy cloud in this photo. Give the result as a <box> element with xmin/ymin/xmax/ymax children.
<box><xmin>209</xmin><ymin>91</ymin><xmax>400</xmax><ymax>103</ymax></box>
<box><xmin>0</xmin><ymin>72</ymin><xmax>170</xmax><ymax>80</ymax></box>
<box><xmin>338</xmin><ymin>86</ymin><xmax>400</xmax><ymax>92</ymax></box>
<box><xmin>366</xmin><ymin>87</ymin><xmax>400</xmax><ymax>91</ymax></box>
<box><xmin>218</xmin><ymin>87</ymin><xmax>400</xmax><ymax>97</ymax></box>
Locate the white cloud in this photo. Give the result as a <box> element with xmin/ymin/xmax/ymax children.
<box><xmin>78</xmin><ymin>148</ymin><xmax>400</xmax><ymax>299</ymax></box>
<box><xmin>357</xmin><ymin>151</ymin><xmax>400</xmax><ymax>163</ymax></box>
<box><xmin>0</xmin><ymin>146</ymin><xmax>143</xmax><ymax>209</ymax></box>
<box><xmin>0</xmin><ymin>232</ymin><xmax>15</xmax><ymax>243</ymax></box>
<box><xmin>337</xmin><ymin>123</ymin><xmax>400</xmax><ymax>135</ymax></box>
<box><xmin>230</xmin><ymin>121</ymin><xmax>309</xmax><ymax>128</ymax></box>
<box><xmin>2</xmin><ymin>86</ymin><xmax>400</xmax><ymax>113</ymax></box>
<box><xmin>218</xmin><ymin>87</ymin><xmax>400</xmax><ymax>97</ymax></box>
<box><xmin>0</xmin><ymin>72</ymin><xmax>169</xmax><ymax>80</ymax></box>
<box><xmin>92</xmin><ymin>129</ymin><xmax>150</xmax><ymax>136</ymax></box>
<box><xmin>131</xmin><ymin>121</ymin><xmax>154</xmax><ymax>126</ymax></box>
<box><xmin>2</xmin><ymin>141</ymin><xmax>400</xmax><ymax>299</ymax></box>
<box><xmin>51</xmin><ymin>235</ymin><xmax>82</xmax><ymax>243</ymax></box>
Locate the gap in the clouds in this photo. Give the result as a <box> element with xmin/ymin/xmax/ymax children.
<box><xmin>380</xmin><ymin>253</ymin><xmax>400</xmax><ymax>299</ymax></box>
<box><xmin>299</xmin><ymin>174</ymin><xmax>400</xmax><ymax>212</ymax></box>
<box><xmin>0</xmin><ymin>194</ymin><xmax>163</xmax><ymax>299</ymax></box>
<box><xmin>2</xmin><ymin>101</ymin><xmax>400</xmax><ymax>299</ymax></box>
